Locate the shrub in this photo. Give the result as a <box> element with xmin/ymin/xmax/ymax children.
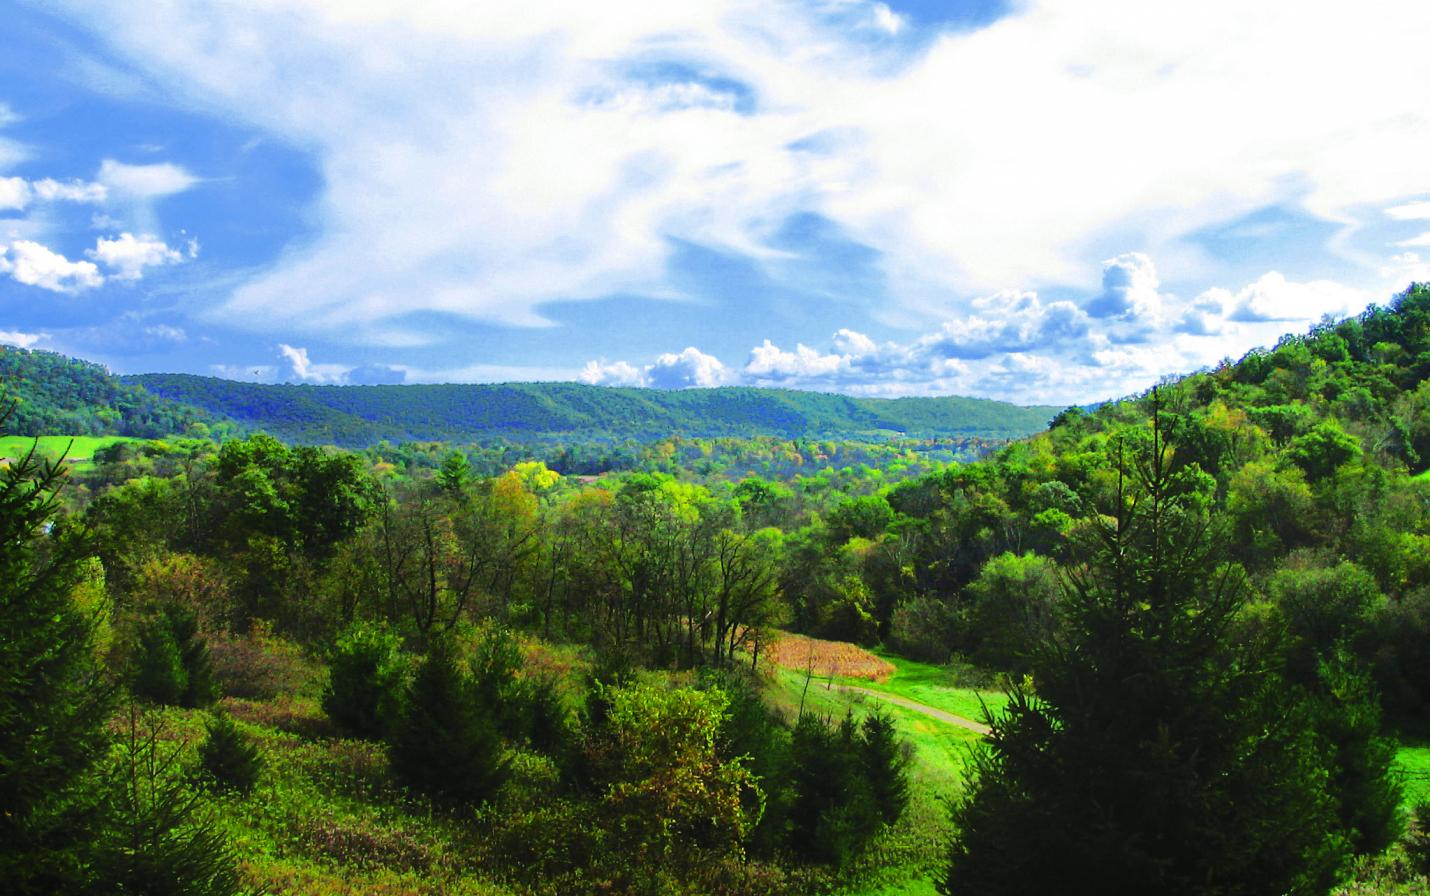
<box><xmin>198</xmin><ymin>711</ymin><xmax>262</xmax><ymax>795</ymax></box>
<box><xmin>321</xmin><ymin>620</ymin><xmax>405</xmax><ymax>739</ymax></box>
<box><xmin>209</xmin><ymin>621</ymin><xmax>319</xmax><ymax>700</ymax></box>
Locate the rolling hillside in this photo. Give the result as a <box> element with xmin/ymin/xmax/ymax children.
<box><xmin>126</xmin><ymin>374</ymin><xmax>1060</xmax><ymax>447</ymax></box>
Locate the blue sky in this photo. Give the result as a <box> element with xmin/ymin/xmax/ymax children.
<box><xmin>3</xmin><ymin>0</ymin><xmax>1430</xmax><ymax>405</ymax></box>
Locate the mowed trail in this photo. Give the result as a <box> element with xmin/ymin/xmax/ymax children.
<box><xmin>837</xmin><ymin>685</ymin><xmax>991</xmax><ymax>736</ymax></box>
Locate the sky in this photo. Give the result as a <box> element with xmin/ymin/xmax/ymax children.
<box><xmin>3</xmin><ymin>1</ymin><xmax>1430</xmax><ymax>406</ymax></box>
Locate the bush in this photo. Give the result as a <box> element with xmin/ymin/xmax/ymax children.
<box><xmin>198</xmin><ymin>712</ymin><xmax>262</xmax><ymax>795</ymax></box>
<box><xmin>321</xmin><ymin>620</ymin><xmax>405</xmax><ymax>739</ymax></box>
<box><xmin>209</xmin><ymin>621</ymin><xmax>319</xmax><ymax>700</ymax></box>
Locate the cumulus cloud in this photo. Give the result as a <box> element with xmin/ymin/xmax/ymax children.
<box><xmin>1085</xmin><ymin>253</ymin><xmax>1162</xmax><ymax>321</ymax></box>
<box><xmin>278</xmin><ymin>343</ymin><xmax>351</xmax><ymax>384</ymax></box>
<box><xmin>1225</xmin><ymin>272</ymin><xmax>1366</xmax><ymax>323</ymax></box>
<box><xmin>919</xmin><ymin>291</ymin><xmax>1090</xmax><ymax>360</ymax></box>
<box><xmin>580</xmin><ymin>347</ymin><xmax>728</xmax><ymax>389</ymax></box>
<box><xmin>0</xmin><ymin>176</ymin><xmax>27</xmax><ymax>211</ymax></box>
<box><xmin>96</xmin><ymin>159</ymin><xmax>198</xmax><ymax>199</ymax></box>
<box><xmin>87</xmin><ymin>232</ymin><xmax>187</xmax><ymax>280</ymax></box>
<box><xmin>578</xmin><ymin>359</ymin><xmax>646</xmax><ymax>387</ymax></box>
<box><xmin>35</xmin><ymin>0</ymin><xmax>1430</xmax><ymax>340</ymax></box>
<box><xmin>0</xmin><ymin>241</ymin><xmax>104</xmax><ymax>293</ymax></box>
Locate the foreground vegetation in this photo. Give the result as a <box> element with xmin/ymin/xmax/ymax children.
<box><xmin>7</xmin><ymin>285</ymin><xmax>1430</xmax><ymax>892</ymax></box>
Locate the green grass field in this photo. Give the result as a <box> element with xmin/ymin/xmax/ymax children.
<box><xmin>0</xmin><ymin>435</ymin><xmax>135</xmax><ymax>469</ymax></box>
<box><xmin>1396</xmin><ymin>741</ymin><xmax>1430</xmax><ymax>810</ymax></box>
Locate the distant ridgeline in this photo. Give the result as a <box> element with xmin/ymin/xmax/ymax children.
<box><xmin>125</xmin><ymin>375</ymin><xmax>1062</xmax><ymax>447</ymax></box>
<box><xmin>0</xmin><ymin>346</ymin><xmax>216</xmax><ymax>438</ymax></box>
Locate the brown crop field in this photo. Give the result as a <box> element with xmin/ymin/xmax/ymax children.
<box><xmin>762</xmin><ymin>632</ymin><xmax>894</xmax><ymax>682</ymax></box>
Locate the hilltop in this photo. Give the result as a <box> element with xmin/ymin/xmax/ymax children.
<box><xmin>125</xmin><ymin>374</ymin><xmax>1059</xmax><ymax>447</ymax></box>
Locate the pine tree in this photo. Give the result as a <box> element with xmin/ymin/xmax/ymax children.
<box><xmin>94</xmin><ymin>705</ymin><xmax>240</xmax><ymax>896</ymax></box>
<box><xmin>943</xmin><ymin>403</ymin><xmax>1352</xmax><ymax>895</ymax></box>
<box><xmin>199</xmin><ymin>711</ymin><xmax>263</xmax><ymax>795</ymax></box>
<box><xmin>0</xmin><ymin>438</ymin><xmax>114</xmax><ymax>894</ymax></box>
<box><xmin>860</xmin><ymin>709</ymin><xmax>909</xmax><ymax>825</ymax></box>
<box><xmin>388</xmin><ymin>638</ymin><xmax>509</xmax><ymax>807</ymax></box>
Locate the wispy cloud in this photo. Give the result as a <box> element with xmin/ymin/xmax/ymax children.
<box><xmin>38</xmin><ymin>0</ymin><xmax>1430</xmax><ymax>344</ymax></box>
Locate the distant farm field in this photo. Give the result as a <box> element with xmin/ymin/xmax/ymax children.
<box><xmin>0</xmin><ymin>435</ymin><xmax>134</xmax><ymax>467</ymax></box>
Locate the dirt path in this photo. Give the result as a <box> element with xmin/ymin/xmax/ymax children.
<box><xmin>836</xmin><ymin>685</ymin><xmax>991</xmax><ymax>736</ymax></box>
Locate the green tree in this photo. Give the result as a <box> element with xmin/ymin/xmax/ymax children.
<box><xmin>943</xmin><ymin>412</ymin><xmax>1351</xmax><ymax>896</ymax></box>
<box><xmin>0</xmin><ymin>440</ymin><xmax>114</xmax><ymax>894</ymax></box>
<box><xmin>94</xmin><ymin>707</ymin><xmax>240</xmax><ymax>896</ymax></box>
<box><xmin>388</xmin><ymin>638</ymin><xmax>508</xmax><ymax>807</ymax></box>
<box><xmin>198</xmin><ymin>711</ymin><xmax>262</xmax><ymax>795</ymax></box>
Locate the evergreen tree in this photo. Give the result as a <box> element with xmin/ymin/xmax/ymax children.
<box><xmin>0</xmin><ymin>439</ymin><xmax>114</xmax><ymax>894</ymax></box>
<box><xmin>388</xmin><ymin>638</ymin><xmax>509</xmax><ymax>807</ymax></box>
<box><xmin>943</xmin><ymin>406</ymin><xmax>1353</xmax><ymax>896</ymax></box>
<box><xmin>199</xmin><ymin>711</ymin><xmax>263</xmax><ymax>795</ymax></box>
<box><xmin>94</xmin><ymin>706</ymin><xmax>241</xmax><ymax>896</ymax></box>
<box><xmin>132</xmin><ymin>605</ymin><xmax>218</xmax><ymax>708</ymax></box>
<box><xmin>860</xmin><ymin>709</ymin><xmax>910</xmax><ymax>825</ymax></box>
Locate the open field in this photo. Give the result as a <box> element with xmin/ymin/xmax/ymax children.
<box><xmin>1396</xmin><ymin>742</ymin><xmax>1430</xmax><ymax>809</ymax></box>
<box><xmin>762</xmin><ymin>632</ymin><xmax>896</xmax><ymax>681</ymax></box>
<box><xmin>0</xmin><ymin>434</ymin><xmax>135</xmax><ymax>468</ymax></box>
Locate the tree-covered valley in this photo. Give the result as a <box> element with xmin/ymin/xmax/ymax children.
<box><xmin>8</xmin><ymin>286</ymin><xmax>1430</xmax><ymax>894</ymax></box>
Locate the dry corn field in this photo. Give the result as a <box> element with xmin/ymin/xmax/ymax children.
<box><xmin>762</xmin><ymin>632</ymin><xmax>894</xmax><ymax>682</ymax></box>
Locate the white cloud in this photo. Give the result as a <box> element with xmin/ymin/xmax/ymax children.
<box><xmin>0</xmin><ymin>175</ymin><xmax>108</xmax><ymax>212</ymax></box>
<box><xmin>1395</xmin><ymin>232</ymin><xmax>1430</xmax><ymax>248</ymax></box>
<box><xmin>0</xmin><ymin>329</ymin><xmax>44</xmax><ymax>348</ymax></box>
<box><xmin>1386</xmin><ymin>200</ymin><xmax>1430</xmax><ymax>221</ymax></box>
<box><xmin>87</xmin><ymin>232</ymin><xmax>186</xmax><ymax>280</ymax></box>
<box><xmin>36</xmin><ymin>0</ymin><xmax>1430</xmax><ymax>340</ymax></box>
<box><xmin>0</xmin><ymin>176</ymin><xmax>29</xmax><ymax>211</ymax></box>
<box><xmin>870</xmin><ymin>3</ymin><xmax>905</xmax><ymax>35</ymax></box>
<box><xmin>0</xmin><ymin>102</ymin><xmax>19</xmax><ymax>128</ymax></box>
<box><xmin>32</xmin><ymin>178</ymin><xmax>108</xmax><ymax>203</ymax></box>
<box><xmin>143</xmin><ymin>324</ymin><xmax>187</xmax><ymax>342</ymax></box>
<box><xmin>278</xmin><ymin>343</ymin><xmax>350</xmax><ymax>384</ymax></box>
<box><xmin>1225</xmin><ymin>271</ymin><xmax>1366</xmax><ymax>323</ymax></box>
<box><xmin>0</xmin><ymin>241</ymin><xmax>104</xmax><ymax>293</ymax></box>
<box><xmin>648</xmin><ymin>347</ymin><xmax>730</xmax><ymax>388</ymax></box>
<box><xmin>580</xmin><ymin>347</ymin><xmax>728</xmax><ymax>389</ymax></box>
<box><xmin>578</xmin><ymin>359</ymin><xmax>646</xmax><ymax>387</ymax></box>
<box><xmin>97</xmin><ymin>159</ymin><xmax>198</xmax><ymax>199</ymax></box>
<box><xmin>1084</xmin><ymin>253</ymin><xmax>1163</xmax><ymax>322</ymax></box>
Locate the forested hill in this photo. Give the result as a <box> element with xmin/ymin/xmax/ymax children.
<box><xmin>125</xmin><ymin>374</ymin><xmax>1061</xmax><ymax>446</ymax></box>
<box><xmin>0</xmin><ymin>346</ymin><xmax>214</xmax><ymax>438</ymax></box>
